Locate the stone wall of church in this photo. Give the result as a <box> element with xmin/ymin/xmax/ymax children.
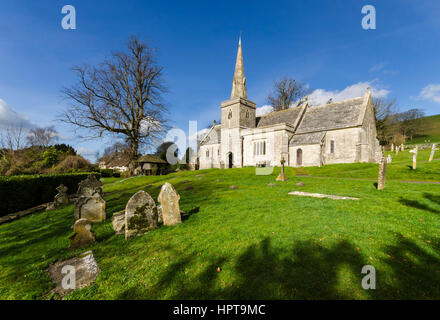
<box><xmin>220</xmin><ymin>127</ymin><xmax>242</xmax><ymax>168</ymax></box>
<box><xmin>360</xmin><ymin>103</ymin><xmax>381</xmax><ymax>163</ymax></box>
<box><xmin>199</xmin><ymin>143</ymin><xmax>221</xmax><ymax>169</ymax></box>
<box><xmin>289</xmin><ymin>144</ymin><xmax>322</xmax><ymax>167</ymax></box>
<box><xmin>242</xmin><ymin>129</ymin><xmax>290</xmax><ymax>167</ymax></box>
<box><xmin>322</xmin><ymin>127</ymin><xmax>361</xmax><ymax>165</ymax></box>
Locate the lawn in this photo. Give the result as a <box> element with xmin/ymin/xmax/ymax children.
<box><xmin>0</xmin><ymin>149</ymin><xmax>439</xmax><ymax>299</ymax></box>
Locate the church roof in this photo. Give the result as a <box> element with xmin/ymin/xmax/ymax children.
<box><xmin>201</xmin><ymin>124</ymin><xmax>222</xmax><ymax>145</ymax></box>
<box><xmin>256</xmin><ymin>107</ymin><xmax>302</xmax><ymax>128</ymax></box>
<box><xmin>295</xmin><ymin>97</ymin><xmax>365</xmax><ymax>134</ymax></box>
<box><xmin>289</xmin><ymin>131</ymin><xmax>326</xmax><ymax>146</ymax></box>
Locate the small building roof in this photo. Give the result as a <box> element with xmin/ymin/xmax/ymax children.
<box><xmin>289</xmin><ymin>131</ymin><xmax>326</xmax><ymax>146</ymax></box>
<box><xmin>256</xmin><ymin>107</ymin><xmax>302</xmax><ymax>128</ymax></box>
<box><xmin>137</xmin><ymin>154</ymin><xmax>168</xmax><ymax>164</ymax></box>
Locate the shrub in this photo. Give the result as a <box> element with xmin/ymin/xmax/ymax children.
<box><xmin>55</xmin><ymin>155</ymin><xmax>93</xmax><ymax>172</ymax></box>
<box><xmin>0</xmin><ymin>172</ymin><xmax>101</xmax><ymax>216</ymax></box>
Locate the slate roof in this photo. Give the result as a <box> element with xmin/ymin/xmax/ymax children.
<box><xmin>256</xmin><ymin>107</ymin><xmax>302</xmax><ymax>128</ymax></box>
<box><xmin>289</xmin><ymin>131</ymin><xmax>326</xmax><ymax>146</ymax></box>
<box><xmin>295</xmin><ymin>97</ymin><xmax>364</xmax><ymax>134</ymax></box>
<box><xmin>136</xmin><ymin>154</ymin><xmax>167</xmax><ymax>164</ymax></box>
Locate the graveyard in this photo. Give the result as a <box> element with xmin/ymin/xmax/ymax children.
<box><xmin>0</xmin><ymin>147</ymin><xmax>439</xmax><ymax>299</ymax></box>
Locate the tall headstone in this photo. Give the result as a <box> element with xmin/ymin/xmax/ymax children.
<box><xmin>410</xmin><ymin>146</ymin><xmax>418</xmax><ymax>170</ymax></box>
<box><xmin>386</xmin><ymin>154</ymin><xmax>392</xmax><ymax>163</ymax></box>
<box><xmin>429</xmin><ymin>143</ymin><xmax>437</xmax><ymax>162</ymax></box>
<box><xmin>74</xmin><ymin>175</ymin><xmax>106</xmax><ymax>222</ymax></box>
<box><xmin>157</xmin><ymin>183</ymin><xmax>182</xmax><ymax>226</ymax></box>
<box><xmin>125</xmin><ymin>190</ymin><xmax>158</xmax><ymax>239</ymax></box>
<box><xmin>70</xmin><ymin>218</ymin><xmax>95</xmax><ymax>249</ymax></box>
<box><xmin>276</xmin><ymin>157</ymin><xmax>288</xmax><ymax>181</ymax></box>
<box><xmin>377</xmin><ymin>156</ymin><xmax>387</xmax><ymax>190</ymax></box>
<box><xmin>395</xmin><ymin>146</ymin><xmax>399</xmax><ymax>156</ymax></box>
<box><xmin>391</xmin><ymin>143</ymin><xmax>394</xmax><ymax>152</ymax></box>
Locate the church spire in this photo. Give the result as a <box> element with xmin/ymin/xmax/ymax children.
<box><xmin>230</xmin><ymin>36</ymin><xmax>247</xmax><ymax>100</ymax></box>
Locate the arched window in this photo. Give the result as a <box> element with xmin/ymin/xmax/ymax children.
<box><xmin>228</xmin><ymin>110</ymin><xmax>232</xmax><ymax>119</ymax></box>
<box><xmin>246</xmin><ymin>110</ymin><xmax>250</xmax><ymax>118</ymax></box>
<box><xmin>330</xmin><ymin>140</ymin><xmax>335</xmax><ymax>154</ymax></box>
<box><xmin>297</xmin><ymin>149</ymin><xmax>303</xmax><ymax>166</ymax></box>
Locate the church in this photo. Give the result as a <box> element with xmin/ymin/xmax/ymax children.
<box><xmin>198</xmin><ymin>38</ymin><xmax>381</xmax><ymax>169</ymax></box>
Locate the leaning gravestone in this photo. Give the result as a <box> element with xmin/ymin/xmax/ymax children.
<box><xmin>48</xmin><ymin>250</ymin><xmax>100</xmax><ymax>298</ymax></box>
<box><xmin>157</xmin><ymin>183</ymin><xmax>182</xmax><ymax>226</ymax></box>
<box><xmin>429</xmin><ymin>143</ymin><xmax>437</xmax><ymax>162</ymax></box>
<box><xmin>70</xmin><ymin>218</ymin><xmax>95</xmax><ymax>249</ymax></box>
<box><xmin>377</xmin><ymin>156</ymin><xmax>387</xmax><ymax>190</ymax></box>
<box><xmin>125</xmin><ymin>190</ymin><xmax>158</xmax><ymax>239</ymax></box>
<box><xmin>74</xmin><ymin>175</ymin><xmax>106</xmax><ymax>223</ymax></box>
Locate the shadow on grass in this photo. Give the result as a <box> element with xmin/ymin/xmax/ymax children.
<box><xmin>399</xmin><ymin>193</ymin><xmax>440</xmax><ymax>214</ymax></box>
<box><xmin>116</xmin><ymin>235</ymin><xmax>440</xmax><ymax>299</ymax></box>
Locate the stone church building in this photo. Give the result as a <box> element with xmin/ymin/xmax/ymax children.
<box><xmin>198</xmin><ymin>39</ymin><xmax>381</xmax><ymax>169</ymax></box>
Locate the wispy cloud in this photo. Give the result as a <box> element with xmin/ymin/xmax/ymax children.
<box><xmin>308</xmin><ymin>81</ymin><xmax>390</xmax><ymax>106</ymax></box>
<box><xmin>418</xmin><ymin>84</ymin><xmax>440</xmax><ymax>103</ymax></box>
<box><xmin>0</xmin><ymin>98</ymin><xmax>35</xmax><ymax>129</ymax></box>
<box><xmin>256</xmin><ymin>105</ymin><xmax>274</xmax><ymax>116</ymax></box>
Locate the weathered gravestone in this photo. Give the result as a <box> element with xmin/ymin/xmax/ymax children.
<box><xmin>410</xmin><ymin>146</ymin><xmax>418</xmax><ymax>170</ymax></box>
<box><xmin>48</xmin><ymin>250</ymin><xmax>99</xmax><ymax>298</ymax></box>
<box><xmin>387</xmin><ymin>154</ymin><xmax>392</xmax><ymax>163</ymax></box>
<box><xmin>391</xmin><ymin>143</ymin><xmax>394</xmax><ymax>152</ymax></box>
<box><xmin>429</xmin><ymin>143</ymin><xmax>437</xmax><ymax>162</ymax></box>
<box><xmin>395</xmin><ymin>146</ymin><xmax>400</xmax><ymax>155</ymax></box>
<box><xmin>157</xmin><ymin>183</ymin><xmax>182</xmax><ymax>226</ymax></box>
<box><xmin>70</xmin><ymin>218</ymin><xmax>95</xmax><ymax>249</ymax></box>
<box><xmin>54</xmin><ymin>184</ymin><xmax>69</xmax><ymax>206</ymax></box>
<box><xmin>377</xmin><ymin>156</ymin><xmax>387</xmax><ymax>190</ymax></box>
<box><xmin>125</xmin><ymin>190</ymin><xmax>158</xmax><ymax>239</ymax></box>
<box><xmin>111</xmin><ymin>211</ymin><xmax>125</xmax><ymax>235</ymax></box>
<box><xmin>74</xmin><ymin>175</ymin><xmax>106</xmax><ymax>222</ymax></box>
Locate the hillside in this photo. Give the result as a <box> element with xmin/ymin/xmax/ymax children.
<box><xmin>0</xmin><ymin>149</ymin><xmax>439</xmax><ymax>299</ymax></box>
<box><xmin>407</xmin><ymin>114</ymin><xmax>440</xmax><ymax>145</ymax></box>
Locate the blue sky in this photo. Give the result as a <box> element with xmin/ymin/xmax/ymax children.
<box><xmin>0</xmin><ymin>0</ymin><xmax>439</xmax><ymax>160</ymax></box>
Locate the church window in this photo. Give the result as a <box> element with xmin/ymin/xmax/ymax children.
<box><xmin>228</xmin><ymin>110</ymin><xmax>232</xmax><ymax>119</ymax></box>
<box><xmin>253</xmin><ymin>141</ymin><xmax>266</xmax><ymax>156</ymax></box>
<box><xmin>330</xmin><ymin>140</ymin><xmax>335</xmax><ymax>154</ymax></box>
<box><xmin>246</xmin><ymin>110</ymin><xmax>249</xmax><ymax>118</ymax></box>
<box><xmin>206</xmin><ymin>150</ymin><xmax>209</xmax><ymax>158</ymax></box>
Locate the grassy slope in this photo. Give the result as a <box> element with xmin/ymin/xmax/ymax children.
<box><xmin>407</xmin><ymin>114</ymin><xmax>440</xmax><ymax>145</ymax></box>
<box><xmin>0</xmin><ymin>149</ymin><xmax>439</xmax><ymax>299</ymax></box>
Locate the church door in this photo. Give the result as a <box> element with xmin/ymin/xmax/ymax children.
<box><xmin>297</xmin><ymin>149</ymin><xmax>303</xmax><ymax>167</ymax></box>
<box><xmin>228</xmin><ymin>153</ymin><xmax>233</xmax><ymax>168</ymax></box>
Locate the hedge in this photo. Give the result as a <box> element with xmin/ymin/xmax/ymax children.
<box><xmin>0</xmin><ymin>172</ymin><xmax>101</xmax><ymax>216</ymax></box>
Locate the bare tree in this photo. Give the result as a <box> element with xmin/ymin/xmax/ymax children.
<box><xmin>396</xmin><ymin>108</ymin><xmax>425</xmax><ymax>141</ymax></box>
<box><xmin>267</xmin><ymin>77</ymin><xmax>309</xmax><ymax>111</ymax></box>
<box><xmin>60</xmin><ymin>36</ymin><xmax>168</xmax><ymax>174</ymax></box>
<box><xmin>0</xmin><ymin>122</ymin><xmax>26</xmax><ymax>153</ymax></box>
<box><xmin>26</xmin><ymin>126</ymin><xmax>58</xmax><ymax>149</ymax></box>
<box><xmin>373</xmin><ymin>98</ymin><xmax>399</xmax><ymax>145</ymax></box>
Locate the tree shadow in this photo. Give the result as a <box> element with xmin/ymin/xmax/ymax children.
<box><xmin>398</xmin><ymin>193</ymin><xmax>440</xmax><ymax>214</ymax></box>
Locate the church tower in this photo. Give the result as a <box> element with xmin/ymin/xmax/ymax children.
<box><xmin>220</xmin><ymin>37</ymin><xmax>256</xmax><ymax>129</ymax></box>
<box><xmin>220</xmin><ymin>37</ymin><xmax>256</xmax><ymax>168</ymax></box>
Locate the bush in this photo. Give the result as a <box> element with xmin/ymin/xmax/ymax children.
<box><xmin>55</xmin><ymin>155</ymin><xmax>93</xmax><ymax>172</ymax></box>
<box><xmin>0</xmin><ymin>172</ymin><xmax>101</xmax><ymax>216</ymax></box>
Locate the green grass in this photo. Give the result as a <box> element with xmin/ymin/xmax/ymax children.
<box><xmin>0</xmin><ymin>152</ymin><xmax>439</xmax><ymax>299</ymax></box>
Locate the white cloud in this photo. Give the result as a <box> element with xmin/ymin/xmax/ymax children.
<box><xmin>256</xmin><ymin>105</ymin><xmax>274</xmax><ymax>116</ymax></box>
<box><xmin>419</xmin><ymin>84</ymin><xmax>440</xmax><ymax>103</ymax></box>
<box><xmin>307</xmin><ymin>81</ymin><xmax>390</xmax><ymax>106</ymax></box>
<box><xmin>76</xmin><ymin>147</ymin><xmax>96</xmax><ymax>156</ymax></box>
<box><xmin>0</xmin><ymin>98</ymin><xmax>34</xmax><ymax>129</ymax></box>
